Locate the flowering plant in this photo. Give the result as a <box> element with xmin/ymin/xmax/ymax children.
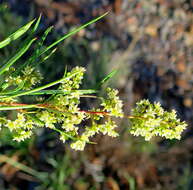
<box><xmin>0</xmin><ymin>14</ymin><xmax>187</xmax><ymax>150</ymax></box>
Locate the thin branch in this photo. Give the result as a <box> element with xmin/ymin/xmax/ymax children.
<box><xmin>0</xmin><ymin>102</ymin><xmax>145</xmax><ymax>120</ymax></box>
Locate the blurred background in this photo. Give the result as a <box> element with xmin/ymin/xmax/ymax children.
<box><xmin>0</xmin><ymin>0</ymin><xmax>193</xmax><ymax>189</ymax></box>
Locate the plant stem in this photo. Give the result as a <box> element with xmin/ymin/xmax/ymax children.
<box><xmin>0</xmin><ymin>101</ymin><xmax>145</xmax><ymax>120</ymax></box>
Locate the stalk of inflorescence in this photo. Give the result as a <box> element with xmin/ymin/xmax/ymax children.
<box><xmin>0</xmin><ymin>12</ymin><xmax>187</xmax><ymax>151</ymax></box>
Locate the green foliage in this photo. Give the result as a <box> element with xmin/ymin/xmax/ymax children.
<box><xmin>0</xmin><ymin>13</ymin><xmax>187</xmax><ymax>151</ymax></box>
<box><xmin>36</xmin><ymin>154</ymin><xmax>80</xmax><ymax>190</ymax></box>
<box><xmin>0</xmin><ymin>19</ymin><xmax>35</xmax><ymax>49</ymax></box>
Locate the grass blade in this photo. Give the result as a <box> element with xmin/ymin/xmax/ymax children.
<box><xmin>0</xmin><ymin>38</ymin><xmax>36</xmax><ymax>76</ymax></box>
<box><xmin>12</xmin><ymin>26</ymin><xmax>54</xmax><ymax>76</ymax></box>
<box><xmin>0</xmin><ymin>19</ymin><xmax>35</xmax><ymax>49</ymax></box>
<box><xmin>40</xmin><ymin>12</ymin><xmax>108</xmax><ymax>56</ymax></box>
<box><xmin>32</xmin><ymin>14</ymin><xmax>42</xmax><ymax>33</ymax></box>
<box><xmin>10</xmin><ymin>13</ymin><xmax>107</xmax><ymax>77</ymax></box>
<box><xmin>100</xmin><ymin>70</ymin><xmax>118</xmax><ymax>85</ymax></box>
<box><xmin>0</xmin><ymin>104</ymin><xmax>38</xmax><ymax>111</ymax></box>
<box><xmin>6</xmin><ymin>89</ymin><xmax>97</xmax><ymax>96</ymax></box>
<box><xmin>96</xmin><ymin>70</ymin><xmax>117</xmax><ymax>90</ymax></box>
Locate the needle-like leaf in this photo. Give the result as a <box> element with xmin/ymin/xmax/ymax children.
<box><xmin>0</xmin><ymin>19</ymin><xmax>35</xmax><ymax>49</ymax></box>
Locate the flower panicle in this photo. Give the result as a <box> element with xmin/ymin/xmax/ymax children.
<box><xmin>129</xmin><ymin>99</ymin><xmax>187</xmax><ymax>141</ymax></box>
<box><xmin>0</xmin><ymin>67</ymin><xmax>187</xmax><ymax>151</ymax></box>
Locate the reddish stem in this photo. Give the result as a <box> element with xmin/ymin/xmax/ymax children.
<box><xmin>0</xmin><ymin>102</ymin><xmax>144</xmax><ymax>120</ymax></box>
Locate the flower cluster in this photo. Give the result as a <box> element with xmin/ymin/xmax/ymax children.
<box><xmin>21</xmin><ymin>65</ymin><xmax>43</xmax><ymax>90</ymax></box>
<box><xmin>0</xmin><ymin>67</ymin><xmax>188</xmax><ymax>151</ymax></box>
<box><xmin>0</xmin><ymin>66</ymin><xmax>123</xmax><ymax>151</ymax></box>
<box><xmin>60</xmin><ymin>66</ymin><xmax>86</xmax><ymax>91</ymax></box>
<box><xmin>129</xmin><ymin>100</ymin><xmax>187</xmax><ymax>141</ymax></box>
<box><xmin>6</xmin><ymin>113</ymin><xmax>34</xmax><ymax>142</ymax></box>
<box><xmin>3</xmin><ymin>65</ymin><xmax>42</xmax><ymax>91</ymax></box>
<box><xmin>101</xmin><ymin>88</ymin><xmax>123</xmax><ymax>117</ymax></box>
<box><xmin>0</xmin><ymin>16</ymin><xmax>188</xmax><ymax>151</ymax></box>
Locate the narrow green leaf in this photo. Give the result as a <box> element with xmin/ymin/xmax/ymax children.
<box><xmin>31</xmin><ymin>25</ymin><xmax>53</xmax><ymax>66</ymax></box>
<box><xmin>100</xmin><ymin>70</ymin><xmax>118</xmax><ymax>85</ymax></box>
<box><xmin>39</xmin><ymin>47</ymin><xmax>57</xmax><ymax>63</ymax></box>
<box><xmin>32</xmin><ymin>14</ymin><xmax>42</xmax><ymax>33</ymax></box>
<box><xmin>10</xmin><ymin>13</ymin><xmax>107</xmax><ymax>77</ymax></box>
<box><xmin>96</xmin><ymin>70</ymin><xmax>117</xmax><ymax>90</ymax></box>
<box><xmin>40</xmin><ymin>26</ymin><xmax>54</xmax><ymax>42</ymax></box>
<box><xmin>12</xmin><ymin>26</ymin><xmax>54</xmax><ymax>77</ymax></box>
<box><xmin>40</xmin><ymin>12</ymin><xmax>108</xmax><ymax>56</ymax></box>
<box><xmin>0</xmin><ymin>104</ymin><xmax>38</xmax><ymax>111</ymax></box>
<box><xmin>0</xmin><ymin>38</ymin><xmax>36</xmax><ymax>76</ymax></box>
<box><xmin>8</xmin><ymin>89</ymin><xmax>96</xmax><ymax>96</ymax></box>
<box><xmin>0</xmin><ymin>19</ymin><xmax>35</xmax><ymax>49</ymax></box>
